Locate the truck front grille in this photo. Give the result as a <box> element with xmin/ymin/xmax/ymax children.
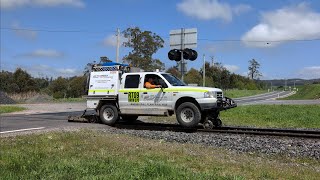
<box><xmin>216</xmin><ymin>92</ymin><xmax>223</xmax><ymax>99</ymax></box>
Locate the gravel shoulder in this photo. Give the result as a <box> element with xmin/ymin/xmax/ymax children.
<box><xmin>2</xmin><ymin>102</ymin><xmax>86</xmax><ymax>115</ymax></box>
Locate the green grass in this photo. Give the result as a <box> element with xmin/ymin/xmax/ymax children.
<box><xmin>53</xmin><ymin>97</ymin><xmax>86</xmax><ymax>103</ymax></box>
<box><xmin>1</xmin><ymin>130</ymin><xmax>319</xmax><ymax>179</ymax></box>
<box><xmin>282</xmin><ymin>84</ymin><xmax>320</xmax><ymax>100</ymax></box>
<box><xmin>221</xmin><ymin>105</ymin><xmax>320</xmax><ymax>128</ymax></box>
<box><xmin>224</xmin><ymin>90</ymin><xmax>268</xmax><ymax>98</ymax></box>
<box><xmin>0</xmin><ymin>106</ymin><xmax>26</xmax><ymax>114</ymax></box>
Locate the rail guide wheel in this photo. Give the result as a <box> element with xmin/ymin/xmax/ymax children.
<box><xmin>213</xmin><ymin>118</ymin><xmax>222</xmax><ymax>127</ymax></box>
<box><xmin>203</xmin><ymin>120</ymin><xmax>214</xmax><ymax>129</ymax></box>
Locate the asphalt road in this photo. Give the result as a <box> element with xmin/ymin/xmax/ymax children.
<box><xmin>234</xmin><ymin>91</ymin><xmax>320</xmax><ymax>105</ymax></box>
<box><xmin>0</xmin><ymin>111</ymin><xmax>104</xmax><ymax>135</ymax></box>
<box><xmin>1</xmin><ymin>91</ymin><xmax>319</xmax><ymax>134</ymax></box>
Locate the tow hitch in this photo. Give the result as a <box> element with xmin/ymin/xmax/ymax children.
<box><xmin>68</xmin><ymin>109</ymin><xmax>98</xmax><ymax>123</ymax></box>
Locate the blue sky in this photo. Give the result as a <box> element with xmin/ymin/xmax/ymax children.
<box><xmin>1</xmin><ymin>0</ymin><xmax>320</xmax><ymax>79</ymax></box>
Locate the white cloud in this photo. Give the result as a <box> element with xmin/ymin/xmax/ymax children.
<box><xmin>297</xmin><ymin>66</ymin><xmax>320</xmax><ymax>79</ymax></box>
<box><xmin>1</xmin><ymin>0</ymin><xmax>85</xmax><ymax>9</ymax></box>
<box><xmin>11</xmin><ymin>21</ymin><xmax>37</xmax><ymax>40</ymax></box>
<box><xmin>102</xmin><ymin>34</ymin><xmax>118</xmax><ymax>47</ymax></box>
<box><xmin>102</xmin><ymin>34</ymin><xmax>127</xmax><ymax>47</ymax></box>
<box><xmin>177</xmin><ymin>0</ymin><xmax>251</xmax><ymax>22</ymax></box>
<box><xmin>17</xmin><ymin>64</ymin><xmax>82</xmax><ymax>77</ymax></box>
<box><xmin>232</xmin><ymin>4</ymin><xmax>252</xmax><ymax>15</ymax></box>
<box><xmin>223</xmin><ymin>64</ymin><xmax>240</xmax><ymax>73</ymax></box>
<box><xmin>56</xmin><ymin>68</ymin><xmax>81</xmax><ymax>76</ymax></box>
<box><xmin>241</xmin><ymin>71</ymin><xmax>249</xmax><ymax>77</ymax></box>
<box><xmin>242</xmin><ymin>3</ymin><xmax>320</xmax><ymax>48</ymax></box>
<box><xmin>18</xmin><ymin>49</ymin><xmax>64</xmax><ymax>58</ymax></box>
<box><xmin>0</xmin><ymin>0</ymin><xmax>28</xmax><ymax>9</ymax></box>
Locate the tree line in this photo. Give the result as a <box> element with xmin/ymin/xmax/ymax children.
<box><xmin>167</xmin><ymin>61</ymin><xmax>265</xmax><ymax>90</ymax></box>
<box><xmin>0</xmin><ymin>68</ymin><xmax>86</xmax><ymax>99</ymax></box>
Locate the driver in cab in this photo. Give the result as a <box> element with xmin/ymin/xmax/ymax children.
<box><xmin>145</xmin><ymin>77</ymin><xmax>161</xmax><ymax>89</ymax></box>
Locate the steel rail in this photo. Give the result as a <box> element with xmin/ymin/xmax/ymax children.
<box><xmin>113</xmin><ymin>122</ymin><xmax>320</xmax><ymax>139</ymax></box>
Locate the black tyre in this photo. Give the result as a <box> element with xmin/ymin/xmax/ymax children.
<box><xmin>121</xmin><ymin>115</ymin><xmax>139</xmax><ymax>122</ymax></box>
<box><xmin>99</xmin><ymin>104</ymin><xmax>119</xmax><ymax>125</ymax></box>
<box><xmin>176</xmin><ymin>102</ymin><xmax>201</xmax><ymax>128</ymax></box>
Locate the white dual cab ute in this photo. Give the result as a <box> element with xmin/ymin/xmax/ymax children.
<box><xmin>79</xmin><ymin>62</ymin><xmax>236</xmax><ymax>129</ymax></box>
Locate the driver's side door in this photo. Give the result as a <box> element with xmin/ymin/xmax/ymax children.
<box><xmin>140</xmin><ymin>74</ymin><xmax>171</xmax><ymax>115</ymax></box>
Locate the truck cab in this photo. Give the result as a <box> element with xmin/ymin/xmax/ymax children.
<box><xmin>86</xmin><ymin>63</ymin><xmax>236</xmax><ymax>129</ymax></box>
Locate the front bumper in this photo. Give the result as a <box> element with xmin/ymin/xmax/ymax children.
<box><xmin>220</xmin><ymin>97</ymin><xmax>237</xmax><ymax>110</ymax></box>
<box><xmin>198</xmin><ymin>97</ymin><xmax>237</xmax><ymax>111</ymax></box>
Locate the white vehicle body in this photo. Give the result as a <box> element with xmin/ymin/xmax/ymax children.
<box><xmin>85</xmin><ymin>64</ymin><xmax>236</xmax><ymax>128</ymax></box>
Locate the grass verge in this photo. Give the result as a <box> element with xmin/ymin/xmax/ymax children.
<box><xmin>282</xmin><ymin>84</ymin><xmax>320</xmax><ymax>100</ymax></box>
<box><xmin>0</xmin><ymin>106</ymin><xmax>26</xmax><ymax>114</ymax></box>
<box><xmin>220</xmin><ymin>105</ymin><xmax>320</xmax><ymax>128</ymax></box>
<box><xmin>1</xmin><ymin>130</ymin><xmax>319</xmax><ymax>179</ymax></box>
<box><xmin>224</xmin><ymin>90</ymin><xmax>267</xmax><ymax>98</ymax></box>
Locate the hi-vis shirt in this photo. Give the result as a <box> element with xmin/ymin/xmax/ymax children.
<box><xmin>144</xmin><ymin>82</ymin><xmax>157</xmax><ymax>89</ymax></box>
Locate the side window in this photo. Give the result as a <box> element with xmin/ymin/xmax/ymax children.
<box><xmin>125</xmin><ymin>75</ymin><xmax>140</xmax><ymax>88</ymax></box>
<box><xmin>144</xmin><ymin>74</ymin><xmax>167</xmax><ymax>88</ymax></box>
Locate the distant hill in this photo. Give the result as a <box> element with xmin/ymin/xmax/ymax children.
<box><xmin>261</xmin><ymin>78</ymin><xmax>320</xmax><ymax>87</ymax></box>
<box><xmin>282</xmin><ymin>84</ymin><xmax>320</xmax><ymax>100</ymax></box>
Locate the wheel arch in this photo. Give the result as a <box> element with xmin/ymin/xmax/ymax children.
<box><xmin>174</xmin><ymin>96</ymin><xmax>200</xmax><ymax>111</ymax></box>
<box><xmin>97</xmin><ymin>100</ymin><xmax>118</xmax><ymax>113</ymax></box>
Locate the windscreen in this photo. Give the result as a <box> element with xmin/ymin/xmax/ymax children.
<box><xmin>161</xmin><ymin>74</ymin><xmax>186</xmax><ymax>86</ymax></box>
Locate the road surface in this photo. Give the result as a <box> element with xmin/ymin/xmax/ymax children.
<box><xmin>234</xmin><ymin>91</ymin><xmax>320</xmax><ymax>105</ymax></box>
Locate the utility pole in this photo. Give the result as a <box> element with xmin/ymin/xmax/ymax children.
<box><xmin>211</xmin><ymin>56</ymin><xmax>214</xmax><ymax>66</ymax></box>
<box><xmin>203</xmin><ymin>54</ymin><xmax>206</xmax><ymax>87</ymax></box>
<box><xmin>181</xmin><ymin>28</ymin><xmax>185</xmax><ymax>81</ymax></box>
<box><xmin>285</xmin><ymin>79</ymin><xmax>287</xmax><ymax>91</ymax></box>
<box><xmin>116</xmin><ymin>28</ymin><xmax>120</xmax><ymax>63</ymax></box>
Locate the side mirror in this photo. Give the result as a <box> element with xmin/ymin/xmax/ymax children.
<box><xmin>159</xmin><ymin>79</ymin><xmax>168</xmax><ymax>88</ymax></box>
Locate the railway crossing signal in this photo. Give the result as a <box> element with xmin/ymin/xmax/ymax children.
<box><xmin>169</xmin><ymin>28</ymin><xmax>198</xmax><ymax>80</ymax></box>
<box><xmin>168</xmin><ymin>48</ymin><xmax>198</xmax><ymax>61</ymax></box>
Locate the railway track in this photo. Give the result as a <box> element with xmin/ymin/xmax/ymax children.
<box><xmin>113</xmin><ymin>121</ymin><xmax>320</xmax><ymax>139</ymax></box>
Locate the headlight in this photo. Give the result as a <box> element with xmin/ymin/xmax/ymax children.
<box><xmin>204</xmin><ymin>91</ymin><xmax>214</xmax><ymax>98</ymax></box>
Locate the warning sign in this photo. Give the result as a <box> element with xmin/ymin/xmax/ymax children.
<box><xmin>128</xmin><ymin>92</ymin><xmax>139</xmax><ymax>102</ymax></box>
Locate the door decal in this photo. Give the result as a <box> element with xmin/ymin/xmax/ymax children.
<box><xmin>128</xmin><ymin>92</ymin><xmax>139</xmax><ymax>102</ymax></box>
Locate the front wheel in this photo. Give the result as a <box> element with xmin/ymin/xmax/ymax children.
<box><xmin>99</xmin><ymin>104</ymin><xmax>119</xmax><ymax>125</ymax></box>
<box><xmin>176</xmin><ymin>102</ymin><xmax>201</xmax><ymax>128</ymax></box>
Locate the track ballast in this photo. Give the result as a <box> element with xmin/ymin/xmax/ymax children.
<box><xmin>113</xmin><ymin>121</ymin><xmax>320</xmax><ymax>139</ymax></box>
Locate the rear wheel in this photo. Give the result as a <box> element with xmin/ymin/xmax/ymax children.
<box><xmin>99</xmin><ymin>104</ymin><xmax>119</xmax><ymax>125</ymax></box>
<box><xmin>176</xmin><ymin>102</ymin><xmax>201</xmax><ymax>128</ymax></box>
